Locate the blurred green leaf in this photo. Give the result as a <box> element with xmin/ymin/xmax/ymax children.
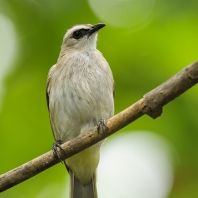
<box><xmin>0</xmin><ymin>0</ymin><xmax>198</xmax><ymax>197</ymax></box>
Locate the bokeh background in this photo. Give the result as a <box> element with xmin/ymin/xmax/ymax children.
<box><xmin>0</xmin><ymin>0</ymin><xmax>198</xmax><ymax>197</ymax></box>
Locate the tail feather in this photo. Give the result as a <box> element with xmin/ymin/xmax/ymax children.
<box><xmin>69</xmin><ymin>170</ymin><xmax>98</xmax><ymax>198</ymax></box>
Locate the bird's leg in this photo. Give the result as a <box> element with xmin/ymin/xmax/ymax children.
<box><xmin>52</xmin><ymin>140</ymin><xmax>65</xmax><ymax>163</ymax></box>
<box><xmin>97</xmin><ymin>118</ymin><xmax>108</xmax><ymax>137</ymax></box>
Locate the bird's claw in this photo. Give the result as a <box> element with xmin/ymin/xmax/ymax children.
<box><xmin>52</xmin><ymin>140</ymin><xmax>65</xmax><ymax>163</ymax></box>
<box><xmin>97</xmin><ymin>118</ymin><xmax>108</xmax><ymax>136</ymax></box>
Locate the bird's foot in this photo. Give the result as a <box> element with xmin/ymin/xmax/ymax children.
<box><xmin>97</xmin><ymin>118</ymin><xmax>108</xmax><ymax>137</ymax></box>
<box><xmin>52</xmin><ymin>140</ymin><xmax>65</xmax><ymax>163</ymax></box>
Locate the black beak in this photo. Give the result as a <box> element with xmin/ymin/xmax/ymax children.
<box><xmin>87</xmin><ymin>23</ymin><xmax>106</xmax><ymax>37</ymax></box>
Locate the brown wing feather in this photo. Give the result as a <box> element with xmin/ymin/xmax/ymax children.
<box><xmin>46</xmin><ymin>64</ymin><xmax>56</xmax><ymax>111</ymax></box>
<box><xmin>113</xmin><ymin>82</ymin><xmax>115</xmax><ymax>99</ymax></box>
<box><xmin>46</xmin><ymin>78</ymin><xmax>50</xmax><ymax>111</ymax></box>
<box><xmin>46</xmin><ymin>64</ymin><xmax>57</xmax><ymax>140</ymax></box>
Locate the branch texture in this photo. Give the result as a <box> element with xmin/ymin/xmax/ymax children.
<box><xmin>0</xmin><ymin>61</ymin><xmax>198</xmax><ymax>192</ymax></box>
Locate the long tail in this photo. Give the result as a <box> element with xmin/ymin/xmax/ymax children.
<box><xmin>69</xmin><ymin>170</ymin><xmax>98</xmax><ymax>198</ymax></box>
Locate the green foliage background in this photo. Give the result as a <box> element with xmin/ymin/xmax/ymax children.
<box><xmin>0</xmin><ymin>0</ymin><xmax>198</xmax><ymax>197</ymax></box>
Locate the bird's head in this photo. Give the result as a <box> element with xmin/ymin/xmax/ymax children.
<box><xmin>61</xmin><ymin>23</ymin><xmax>106</xmax><ymax>51</ymax></box>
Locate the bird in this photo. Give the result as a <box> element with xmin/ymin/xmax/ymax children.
<box><xmin>46</xmin><ymin>23</ymin><xmax>114</xmax><ymax>198</ymax></box>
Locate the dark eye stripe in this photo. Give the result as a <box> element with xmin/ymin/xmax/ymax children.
<box><xmin>72</xmin><ymin>29</ymin><xmax>89</xmax><ymax>39</ymax></box>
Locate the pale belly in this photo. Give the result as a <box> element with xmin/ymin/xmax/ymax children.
<box><xmin>48</xmin><ymin>51</ymin><xmax>114</xmax><ymax>184</ymax></box>
<box><xmin>66</xmin><ymin>143</ymin><xmax>101</xmax><ymax>185</ymax></box>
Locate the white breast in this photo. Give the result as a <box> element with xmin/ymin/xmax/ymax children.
<box><xmin>48</xmin><ymin>49</ymin><xmax>114</xmax><ymax>143</ymax></box>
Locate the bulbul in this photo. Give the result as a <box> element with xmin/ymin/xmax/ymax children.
<box><xmin>46</xmin><ymin>23</ymin><xmax>114</xmax><ymax>198</ymax></box>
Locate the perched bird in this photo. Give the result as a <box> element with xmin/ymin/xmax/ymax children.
<box><xmin>46</xmin><ymin>23</ymin><xmax>114</xmax><ymax>198</ymax></box>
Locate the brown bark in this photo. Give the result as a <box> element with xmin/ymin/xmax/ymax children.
<box><xmin>0</xmin><ymin>61</ymin><xmax>198</xmax><ymax>192</ymax></box>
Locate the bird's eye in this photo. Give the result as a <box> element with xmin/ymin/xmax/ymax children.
<box><xmin>73</xmin><ymin>30</ymin><xmax>82</xmax><ymax>39</ymax></box>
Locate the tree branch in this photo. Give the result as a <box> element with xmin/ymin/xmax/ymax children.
<box><xmin>0</xmin><ymin>61</ymin><xmax>198</xmax><ymax>192</ymax></box>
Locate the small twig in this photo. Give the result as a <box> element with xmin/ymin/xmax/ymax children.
<box><xmin>0</xmin><ymin>61</ymin><xmax>198</xmax><ymax>192</ymax></box>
